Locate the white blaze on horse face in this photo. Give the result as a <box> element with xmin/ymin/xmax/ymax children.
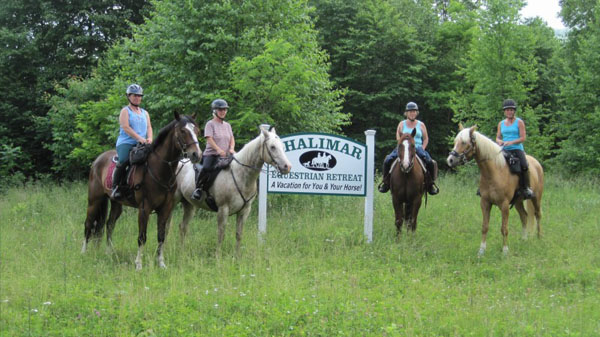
<box><xmin>401</xmin><ymin>139</ymin><xmax>410</xmax><ymax>170</ymax></box>
<box><xmin>184</xmin><ymin>123</ymin><xmax>202</xmax><ymax>161</ymax></box>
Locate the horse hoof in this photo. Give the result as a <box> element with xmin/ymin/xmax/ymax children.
<box><xmin>135</xmin><ymin>262</ymin><xmax>142</xmax><ymax>270</ymax></box>
<box><xmin>477</xmin><ymin>248</ymin><xmax>485</xmax><ymax>257</ymax></box>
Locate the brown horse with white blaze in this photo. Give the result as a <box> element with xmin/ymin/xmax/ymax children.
<box><xmin>447</xmin><ymin>124</ymin><xmax>543</xmax><ymax>256</ymax></box>
<box><xmin>390</xmin><ymin>129</ymin><xmax>425</xmax><ymax>237</ymax></box>
<box><xmin>82</xmin><ymin>112</ymin><xmax>202</xmax><ymax>269</ymax></box>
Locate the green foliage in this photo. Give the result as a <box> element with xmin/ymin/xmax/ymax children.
<box><xmin>0</xmin><ymin>0</ymin><xmax>150</xmax><ymax>178</ymax></box>
<box><xmin>552</xmin><ymin>3</ymin><xmax>600</xmax><ymax>174</ymax></box>
<box><xmin>1</xmin><ymin>176</ymin><xmax>599</xmax><ymax>335</ymax></box>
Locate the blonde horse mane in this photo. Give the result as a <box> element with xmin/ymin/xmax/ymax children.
<box><xmin>234</xmin><ymin>133</ymin><xmax>264</xmax><ymax>165</ymax></box>
<box><xmin>457</xmin><ymin>128</ymin><xmax>506</xmax><ymax>168</ymax></box>
<box><xmin>473</xmin><ymin>132</ymin><xmax>506</xmax><ymax>168</ymax></box>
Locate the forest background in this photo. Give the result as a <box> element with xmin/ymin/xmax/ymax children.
<box><xmin>1</xmin><ymin>0</ymin><xmax>599</xmax><ymax>187</ymax></box>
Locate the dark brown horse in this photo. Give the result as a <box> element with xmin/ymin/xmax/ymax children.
<box><xmin>81</xmin><ymin>112</ymin><xmax>202</xmax><ymax>269</ymax></box>
<box><xmin>447</xmin><ymin>125</ymin><xmax>543</xmax><ymax>256</ymax></box>
<box><xmin>390</xmin><ymin>129</ymin><xmax>425</xmax><ymax>237</ymax></box>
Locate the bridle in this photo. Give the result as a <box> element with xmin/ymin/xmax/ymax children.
<box><xmin>146</xmin><ymin>123</ymin><xmax>199</xmax><ymax>191</ymax></box>
<box><xmin>229</xmin><ymin>134</ymin><xmax>285</xmax><ymax>213</ymax></box>
<box><xmin>449</xmin><ymin>133</ymin><xmax>477</xmax><ymax>165</ymax></box>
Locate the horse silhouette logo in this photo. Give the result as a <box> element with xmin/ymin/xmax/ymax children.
<box><xmin>299</xmin><ymin>151</ymin><xmax>337</xmax><ymax>171</ymax></box>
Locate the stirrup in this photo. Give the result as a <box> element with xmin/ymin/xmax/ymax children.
<box><xmin>378</xmin><ymin>182</ymin><xmax>390</xmax><ymax>193</ymax></box>
<box><xmin>522</xmin><ymin>188</ymin><xmax>533</xmax><ymax>199</ymax></box>
<box><xmin>428</xmin><ymin>183</ymin><xmax>439</xmax><ymax>195</ymax></box>
<box><xmin>191</xmin><ymin>188</ymin><xmax>203</xmax><ymax>200</ymax></box>
<box><xmin>111</xmin><ymin>187</ymin><xmax>122</xmax><ymax>199</ymax></box>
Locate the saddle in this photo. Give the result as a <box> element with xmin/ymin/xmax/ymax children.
<box><xmin>107</xmin><ymin>156</ymin><xmax>140</xmax><ymax>201</ymax></box>
<box><xmin>193</xmin><ymin>155</ymin><xmax>234</xmax><ymax>212</ymax></box>
<box><xmin>502</xmin><ymin>150</ymin><xmax>521</xmax><ymax>174</ymax></box>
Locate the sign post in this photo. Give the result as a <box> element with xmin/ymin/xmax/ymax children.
<box><xmin>258</xmin><ymin>131</ymin><xmax>376</xmax><ymax>241</ymax></box>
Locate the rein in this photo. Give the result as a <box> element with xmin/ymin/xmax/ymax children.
<box><xmin>228</xmin><ymin>136</ymin><xmax>279</xmax><ymax>213</ymax></box>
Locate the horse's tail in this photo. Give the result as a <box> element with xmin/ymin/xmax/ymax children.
<box><xmin>525</xmin><ymin>199</ymin><xmax>536</xmax><ymax>231</ymax></box>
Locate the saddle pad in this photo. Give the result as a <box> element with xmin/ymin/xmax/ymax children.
<box><xmin>105</xmin><ymin>162</ymin><xmax>117</xmax><ymax>189</ymax></box>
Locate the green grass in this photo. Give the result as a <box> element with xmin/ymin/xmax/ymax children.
<box><xmin>1</xmin><ymin>173</ymin><xmax>599</xmax><ymax>336</ymax></box>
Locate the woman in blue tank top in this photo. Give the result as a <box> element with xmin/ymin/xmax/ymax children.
<box><xmin>111</xmin><ymin>84</ymin><xmax>154</xmax><ymax>199</ymax></box>
<box><xmin>495</xmin><ymin>99</ymin><xmax>533</xmax><ymax>199</ymax></box>
<box><xmin>378</xmin><ymin>101</ymin><xmax>439</xmax><ymax>195</ymax></box>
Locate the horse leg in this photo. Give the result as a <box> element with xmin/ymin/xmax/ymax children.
<box><xmin>514</xmin><ymin>202</ymin><xmax>529</xmax><ymax>240</ymax></box>
<box><xmin>156</xmin><ymin>201</ymin><xmax>174</xmax><ymax>269</ymax></box>
<box><xmin>235</xmin><ymin>205</ymin><xmax>252</xmax><ymax>257</ymax></box>
<box><xmin>410</xmin><ymin>196</ymin><xmax>423</xmax><ymax>232</ymax></box>
<box><xmin>392</xmin><ymin>198</ymin><xmax>404</xmax><ymax>239</ymax></box>
<box><xmin>479</xmin><ymin>199</ymin><xmax>492</xmax><ymax>257</ymax></box>
<box><xmin>500</xmin><ymin>203</ymin><xmax>510</xmax><ymax>255</ymax></box>
<box><xmin>533</xmin><ymin>197</ymin><xmax>543</xmax><ymax>238</ymax></box>
<box><xmin>216</xmin><ymin>206</ymin><xmax>230</xmax><ymax>257</ymax></box>
<box><xmin>179</xmin><ymin>199</ymin><xmax>197</xmax><ymax>244</ymax></box>
<box><xmin>135</xmin><ymin>205</ymin><xmax>151</xmax><ymax>270</ymax></box>
<box><xmin>105</xmin><ymin>200</ymin><xmax>123</xmax><ymax>251</ymax></box>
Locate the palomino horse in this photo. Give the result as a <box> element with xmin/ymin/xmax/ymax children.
<box><xmin>82</xmin><ymin>112</ymin><xmax>202</xmax><ymax>269</ymax></box>
<box><xmin>390</xmin><ymin>129</ymin><xmax>425</xmax><ymax>237</ymax></box>
<box><xmin>174</xmin><ymin>126</ymin><xmax>291</xmax><ymax>255</ymax></box>
<box><xmin>447</xmin><ymin>125</ymin><xmax>543</xmax><ymax>256</ymax></box>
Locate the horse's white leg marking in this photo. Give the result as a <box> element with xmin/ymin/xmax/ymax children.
<box><xmin>81</xmin><ymin>240</ymin><xmax>87</xmax><ymax>253</ymax></box>
<box><xmin>478</xmin><ymin>242</ymin><xmax>486</xmax><ymax>257</ymax></box>
<box><xmin>502</xmin><ymin>245</ymin><xmax>509</xmax><ymax>255</ymax></box>
<box><xmin>135</xmin><ymin>244</ymin><xmax>144</xmax><ymax>270</ymax></box>
<box><xmin>157</xmin><ymin>242</ymin><xmax>166</xmax><ymax>269</ymax></box>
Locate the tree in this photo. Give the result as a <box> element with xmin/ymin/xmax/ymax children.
<box><xmin>50</xmin><ymin>0</ymin><xmax>347</xmax><ymax>173</ymax></box>
<box><xmin>0</xmin><ymin>0</ymin><xmax>150</xmax><ymax>179</ymax></box>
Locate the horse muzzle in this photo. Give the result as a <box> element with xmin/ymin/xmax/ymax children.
<box><xmin>447</xmin><ymin>151</ymin><xmax>465</xmax><ymax>168</ymax></box>
<box><xmin>277</xmin><ymin>162</ymin><xmax>292</xmax><ymax>175</ymax></box>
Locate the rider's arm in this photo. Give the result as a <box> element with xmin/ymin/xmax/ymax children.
<box><xmin>206</xmin><ymin>136</ymin><xmax>226</xmax><ymax>157</ymax></box>
<box><xmin>396</xmin><ymin>121</ymin><xmax>403</xmax><ymax>142</ymax></box>
<box><xmin>420</xmin><ymin>123</ymin><xmax>429</xmax><ymax>150</ymax></box>
<box><xmin>496</xmin><ymin>122</ymin><xmax>504</xmax><ymax>146</ymax></box>
<box><xmin>145</xmin><ymin>111</ymin><xmax>153</xmax><ymax>143</ymax></box>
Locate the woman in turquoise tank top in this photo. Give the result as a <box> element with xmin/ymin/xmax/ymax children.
<box><xmin>495</xmin><ymin>99</ymin><xmax>532</xmax><ymax>199</ymax></box>
<box><xmin>378</xmin><ymin>101</ymin><xmax>439</xmax><ymax>195</ymax></box>
<box><xmin>111</xmin><ymin>84</ymin><xmax>154</xmax><ymax>199</ymax></box>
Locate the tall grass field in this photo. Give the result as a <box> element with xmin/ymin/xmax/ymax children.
<box><xmin>1</xmin><ymin>173</ymin><xmax>599</xmax><ymax>336</ymax></box>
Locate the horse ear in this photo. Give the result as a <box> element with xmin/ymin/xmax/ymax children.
<box><xmin>174</xmin><ymin>111</ymin><xmax>181</xmax><ymax>121</ymax></box>
<box><xmin>458</xmin><ymin>122</ymin><xmax>464</xmax><ymax>131</ymax></box>
<box><xmin>472</xmin><ymin>125</ymin><xmax>478</xmax><ymax>132</ymax></box>
<box><xmin>411</xmin><ymin>128</ymin><xmax>417</xmax><ymax>137</ymax></box>
<box><xmin>191</xmin><ymin>112</ymin><xmax>197</xmax><ymax>121</ymax></box>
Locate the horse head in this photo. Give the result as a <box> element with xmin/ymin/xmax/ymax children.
<box><xmin>173</xmin><ymin>111</ymin><xmax>202</xmax><ymax>163</ymax></box>
<box><xmin>260</xmin><ymin>127</ymin><xmax>292</xmax><ymax>174</ymax></box>
<box><xmin>447</xmin><ymin>125</ymin><xmax>477</xmax><ymax>168</ymax></box>
<box><xmin>397</xmin><ymin>129</ymin><xmax>417</xmax><ymax>173</ymax></box>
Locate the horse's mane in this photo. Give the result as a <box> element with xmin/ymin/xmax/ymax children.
<box><xmin>152</xmin><ymin>115</ymin><xmax>196</xmax><ymax>150</ymax></box>
<box><xmin>235</xmin><ymin>132</ymin><xmax>264</xmax><ymax>164</ymax></box>
<box><xmin>470</xmin><ymin>131</ymin><xmax>506</xmax><ymax>168</ymax></box>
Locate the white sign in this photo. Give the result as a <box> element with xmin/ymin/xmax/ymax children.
<box><xmin>259</xmin><ymin>130</ymin><xmax>376</xmax><ymax>243</ymax></box>
<box><xmin>266</xmin><ymin>133</ymin><xmax>367</xmax><ymax>196</ymax></box>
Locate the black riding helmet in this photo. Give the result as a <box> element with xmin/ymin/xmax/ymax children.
<box><xmin>502</xmin><ymin>99</ymin><xmax>517</xmax><ymax>110</ymax></box>
<box><xmin>211</xmin><ymin>99</ymin><xmax>229</xmax><ymax>110</ymax></box>
<box><xmin>405</xmin><ymin>101</ymin><xmax>419</xmax><ymax>111</ymax></box>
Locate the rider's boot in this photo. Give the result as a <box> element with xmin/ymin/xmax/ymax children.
<box><xmin>111</xmin><ymin>163</ymin><xmax>127</xmax><ymax>199</ymax></box>
<box><xmin>426</xmin><ymin>160</ymin><xmax>439</xmax><ymax>195</ymax></box>
<box><xmin>191</xmin><ymin>166</ymin><xmax>206</xmax><ymax>200</ymax></box>
<box><xmin>521</xmin><ymin>170</ymin><xmax>533</xmax><ymax>199</ymax></box>
<box><xmin>378</xmin><ymin>159</ymin><xmax>392</xmax><ymax>193</ymax></box>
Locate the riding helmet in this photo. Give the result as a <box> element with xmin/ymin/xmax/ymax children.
<box><xmin>405</xmin><ymin>101</ymin><xmax>419</xmax><ymax>111</ymax></box>
<box><xmin>211</xmin><ymin>99</ymin><xmax>229</xmax><ymax>110</ymax></box>
<box><xmin>126</xmin><ymin>84</ymin><xmax>143</xmax><ymax>96</ymax></box>
<box><xmin>502</xmin><ymin>99</ymin><xmax>517</xmax><ymax>110</ymax></box>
